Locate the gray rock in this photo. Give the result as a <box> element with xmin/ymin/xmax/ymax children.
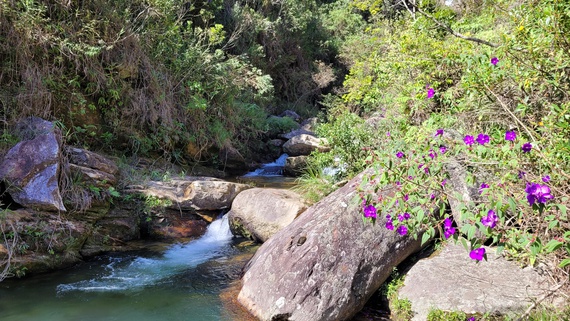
<box><xmin>279</xmin><ymin>128</ymin><xmax>316</xmax><ymax>140</ymax></box>
<box><xmin>283</xmin><ymin>155</ymin><xmax>308</xmax><ymax>176</ymax></box>
<box><xmin>237</xmin><ymin>169</ymin><xmax>424</xmax><ymax>321</ymax></box>
<box><xmin>0</xmin><ymin>117</ymin><xmax>65</xmax><ymax>212</ymax></box>
<box><xmin>279</xmin><ymin>110</ymin><xmax>302</xmax><ymax>121</ymax></box>
<box><xmin>228</xmin><ymin>188</ymin><xmax>307</xmax><ymax>242</ymax></box>
<box><xmin>128</xmin><ymin>177</ymin><xmax>251</xmax><ymax>211</ymax></box>
<box><xmin>65</xmin><ymin>146</ymin><xmax>119</xmax><ymax>175</ymax></box>
<box><xmin>301</xmin><ymin>117</ymin><xmax>319</xmax><ymax>131</ymax></box>
<box><xmin>398</xmin><ymin>244</ymin><xmax>555</xmax><ymax>320</ymax></box>
<box><xmin>283</xmin><ymin>134</ymin><xmax>330</xmax><ymax>156</ymax></box>
<box><xmin>444</xmin><ymin>157</ymin><xmax>480</xmax><ymax>229</ymax></box>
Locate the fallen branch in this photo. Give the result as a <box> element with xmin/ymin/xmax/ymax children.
<box><xmin>408</xmin><ymin>2</ymin><xmax>498</xmax><ymax>48</ymax></box>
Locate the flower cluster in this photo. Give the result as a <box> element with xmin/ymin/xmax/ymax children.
<box><xmin>525</xmin><ymin>183</ymin><xmax>554</xmax><ymax>206</ymax></box>
<box><xmin>363</xmin><ymin>204</ymin><xmax>377</xmax><ymax>219</ymax></box>
<box><xmin>469</xmin><ymin>247</ymin><xmax>486</xmax><ymax>261</ymax></box>
<box><xmin>481</xmin><ymin>209</ymin><xmax>498</xmax><ymax>228</ymax></box>
<box><xmin>443</xmin><ymin>218</ymin><xmax>455</xmax><ymax>239</ymax></box>
<box><xmin>361</xmin><ymin>121</ymin><xmax>559</xmax><ymax>264</ymax></box>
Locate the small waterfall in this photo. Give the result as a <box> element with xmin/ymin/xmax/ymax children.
<box><xmin>243</xmin><ymin>153</ymin><xmax>289</xmax><ymax>177</ymax></box>
<box><xmin>56</xmin><ymin>215</ymin><xmax>233</xmax><ymax>294</ymax></box>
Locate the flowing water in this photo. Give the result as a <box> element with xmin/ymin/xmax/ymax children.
<box><xmin>0</xmin><ymin>215</ymin><xmax>252</xmax><ymax>321</ymax></box>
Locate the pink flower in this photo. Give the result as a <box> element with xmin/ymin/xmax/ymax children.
<box><xmin>491</xmin><ymin>57</ymin><xmax>499</xmax><ymax>65</ymax></box>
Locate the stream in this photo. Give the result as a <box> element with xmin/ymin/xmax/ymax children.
<box><xmin>0</xmin><ymin>215</ymin><xmax>253</xmax><ymax>321</ymax></box>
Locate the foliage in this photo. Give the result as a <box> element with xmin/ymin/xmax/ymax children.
<box><xmin>380</xmin><ymin>268</ymin><xmax>413</xmax><ymax>321</ymax></box>
<box><xmin>311</xmin><ymin>0</ymin><xmax>570</xmax><ymax>290</ymax></box>
<box><xmin>265</xmin><ymin>116</ymin><xmax>300</xmax><ymax>137</ymax></box>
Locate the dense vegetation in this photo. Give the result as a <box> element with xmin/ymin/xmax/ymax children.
<box><xmin>0</xmin><ymin>0</ymin><xmax>351</xmax><ymax>165</ymax></box>
<box><xmin>1</xmin><ymin>0</ymin><xmax>569</xmax><ymax>313</ymax></box>
<box><xmin>304</xmin><ymin>0</ymin><xmax>570</xmax><ymax>301</ymax></box>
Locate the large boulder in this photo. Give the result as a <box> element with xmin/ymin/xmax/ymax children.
<box><xmin>131</xmin><ymin>177</ymin><xmax>251</xmax><ymax>211</ymax></box>
<box><xmin>237</xmin><ymin>169</ymin><xmax>424</xmax><ymax>321</ymax></box>
<box><xmin>398</xmin><ymin>244</ymin><xmax>558</xmax><ymax>320</ymax></box>
<box><xmin>228</xmin><ymin>188</ymin><xmax>308</xmax><ymax>242</ymax></box>
<box><xmin>283</xmin><ymin>155</ymin><xmax>308</xmax><ymax>176</ymax></box>
<box><xmin>283</xmin><ymin>134</ymin><xmax>330</xmax><ymax>156</ymax></box>
<box><xmin>0</xmin><ymin>117</ymin><xmax>65</xmax><ymax>212</ymax></box>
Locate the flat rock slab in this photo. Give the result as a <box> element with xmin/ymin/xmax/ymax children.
<box><xmin>398</xmin><ymin>244</ymin><xmax>554</xmax><ymax>320</ymax></box>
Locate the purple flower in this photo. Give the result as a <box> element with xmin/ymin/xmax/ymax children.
<box><xmin>418</xmin><ymin>163</ymin><xmax>424</xmax><ymax>169</ymax></box>
<box><xmin>467</xmin><ymin>317</ymin><xmax>476</xmax><ymax>321</ymax></box>
<box><xmin>424</xmin><ymin>167</ymin><xmax>430</xmax><ymax>175</ymax></box>
<box><xmin>403</xmin><ymin>212</ymin><xmax>411</xmax><ymax>219</ymax></box>
<box><xmin>542</xmin><ymin>175</ymin><xmax>551</xmax><ymax>183</ymax></box>
<box><xmin>525</xmin><ymin>182</ymin><xmax>554</xmax><ymax>206</ymax></box>
<box><xmin>443</xmin><ymin>218</ymin><xmax>455</xmax><ymax>239</ymax></box>
<box><xmin>397</xmin><ymin>225</ymin><xmax>408</xmax><ymax>235</ymax></box>
<box><xmin>430</xmin><ymin>193</ymin><xmax>435</xmax><ymax>200</ymax></box>
<box><xmin>386</xmin><ymin>214</ymin><xmax>391</xmax><ymax>219</ymax></box>
<box><xmin>518</xmin><ymin>171</ymin><xmax>526</xmax><ymax>179</ymax></box>
<box><xmin>363</xmin><ymin>205</ymin><xmax>377</xmax><ymax>219</ymax></box>
<box><xmin>522</xmin><ymin>142</ymin><xmax>532</xmax><ymax>153</ymax></box>
<box><xmin>427</xmin><ymin>87</ymin><xmax>435</xmax><ymax>99</ymax></box>
<box><xmin>491</xmin><ymin>57</ymin><xmax>499</xmax><ymax>66</ymax></box>
<box><xmin>441</xmin><ymin>179</ymin><xmax>447</xmax><ymax>186</ymax></box>
<box><xmin>396</xmin><ymin>151</ymin><xmax>404</xmax><ymax>158</ymax></box>
<box><xmin>481</xmin><ymin>209</ymin><xmax>498</xmax><ymax>228</ymax></box>
<box><xmin>479</xmin><ymin>183</ymin><xmax>489</xmax><ymax>194</ymax></box>
<box><xmin>464</xmin><ymin>135</ymin><xmax>475</xmax><ymax>146</ymax></box>
<box><xmin>404</xmin><ymin>194</ymin><xmax>409</xmax><ymax>201</ymax></box>
<box><xmin>398</xmin><ymin>214</ymin><xmax>406</xmax><ymax>222</ymax></box>
<box><xmin>385</xmin><ymin>220</ymin><xmax>394</xmax><ymax>230</ymax></box>
<box><xmin>439</xmin><ymin>146</ymin><xmax>447</xmax><ymax>154</ymax></box>
<box><xmin>476</xmin><ymin>133</ymin><xmax>490</xmax><ymax>145</ymax></box>
<box><xmin>386</xmin><ymin>132</ymin><xmax>391</xmax><ymax>137</ymax></box>
<box><xmin>435</xmin><ymin>129</ymin><xmax>444</xmax><ymax>137</ymax></box>
<box><xmin>428</xmin><ymin>149</ymin><xmax>437</xmax><ymax>159</ymax></box>
<box><xmin>469</xmin><ymin>247</ymin><xmax>486</xmax><ymax>261</ymax></box>
<box><xmin>505</xmin><ymin>130</ymin><xmax>516</xmax><ymax>141</ymax></box>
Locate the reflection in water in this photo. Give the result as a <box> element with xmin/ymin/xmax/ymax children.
<box><xmin>0</xmin><ymin>215</ymin><xmax>251</xmax><ymax>321</ymax></box>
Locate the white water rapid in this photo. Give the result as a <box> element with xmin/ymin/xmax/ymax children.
<box><xmin>56</xmin><ymin>215</ymin><xmax>234</xmax><ymax>293</ymax></box>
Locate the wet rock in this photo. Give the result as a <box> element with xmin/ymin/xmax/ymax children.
<box><xmin>228</xmin><ymin>188</ymin><xmax>308</xmax><ymax>242</ymax></box>
<box><xmin>283</xmin><ymin>155</ymin><xmax>308</xmax><ymax>176</ymax></box>
<box><xmin>283</xmin><ymin>134</ymin><xmax>330</xmax><ymax>156</ymax></box>
<box><xmin>0</xmin><ymin>117</ymin><xmax>65</xmax><ymax>212</ymax></box>
<box><xmin>398</xmin><ymin>243</ymin><xmax>558</xmax><ymax>320</ymax></box>
<box><xmin>237</xmin><ymin>169</ymin><xmax>424</xmax><ymax>321</ymax></box>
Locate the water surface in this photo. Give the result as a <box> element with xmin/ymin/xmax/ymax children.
<box><xmin>0</xmin><ymin>216</ymin><xmax>252</xmax><ymax>321</ymax></box>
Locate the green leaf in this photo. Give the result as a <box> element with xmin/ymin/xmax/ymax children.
<box><xmin>557</xmin><ymin>204</ymin><xmax>567</xmax><ymax>220</ymax></box>
<box><xmin>467</xmin><ymin>225</ymin><xmax>477</xmax><ymax>240</ymax></box>
<box><xmin>560</xmin><ymin>258</ymin><xmax>570</xmax><ymax>268</ymax></box>
<box><xmin>548</xmin><ymin>220</ymin><xmax>559</xmax><ymax>229</ymax></box>
<box><xmin>421</xmin><ymin>232</ymin><xmax>431</xmax><ymax>246</ymax></box>
<box><xmin>544</xmin><ymin>239</ymin><xmax>564</xmax><ymax>253</ymax></box>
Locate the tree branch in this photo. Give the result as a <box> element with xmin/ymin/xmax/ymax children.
<box><xmin>408</xmin><ymin>2</ymin><xmax>498</xmax><ymax>48</ymax></box>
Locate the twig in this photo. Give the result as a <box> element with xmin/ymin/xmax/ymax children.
<box><xmin>409</xmin><ymin>3</ymin><xmax>498</xmax><ymax>48</ymax></box>
<box><xmin>483</xmin><ymin>84</ymin><xmax>538</xmax><ymax>148</ymax></box>
<box><xmin>515</xmin><ymin>278</ymin><xmax>568</xmax><ymax>321</ymax></box>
